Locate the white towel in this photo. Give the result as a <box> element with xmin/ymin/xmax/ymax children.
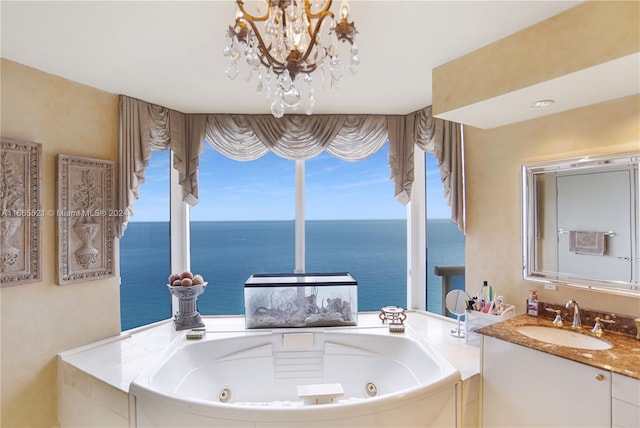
<box><xmin>569</xmin><ymin>231</ymin><xmax>606</xmax><ymax>255</ymax></box>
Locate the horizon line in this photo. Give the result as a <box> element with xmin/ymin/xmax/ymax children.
<box><xmin>127</xmin><ymin>217</ymin><xmax>452</xmax><ymax>223</ymax></box>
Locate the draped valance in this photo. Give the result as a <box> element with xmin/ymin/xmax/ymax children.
<box><xmin>116</xmin><ymin>95</ymin><xmax>464</xmax><ymax>237</ymax></box>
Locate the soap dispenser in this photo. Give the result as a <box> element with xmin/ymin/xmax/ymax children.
<box><xmin>527</xmin><ymin>290</ymin><xmax>539</xmax><ymax>316</ymax></box>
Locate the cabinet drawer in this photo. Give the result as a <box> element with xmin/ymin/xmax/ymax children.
<box><xmin>613</xmin><ymin>398</ymin><xmax>640</xmax><ymax>428</ymax></box>
<box><xmin>612</xmin><ymin>373</ymin><xmax>640</xmax><ymax>404</ymax></box>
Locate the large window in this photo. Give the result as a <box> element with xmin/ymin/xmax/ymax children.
<box><xmin>190</xmin><ymin>149</ymin><xmax>295</xmax><ymax>315</ymax></box>
<box><xmin>119</xmin><ymin>144</ymin><xmax>464</xmax><ymax>330</ymax></box>
<box><xmin>425</xmin><ymin>153</ymin><xmax>465</xmax><ymax>315</ymax></box>
<box><xmin>190</xmin><ymin>144</ymin><xmax>406</xmax><ymax>315</ymax></box>
<box><xmin>305</xmin><ymin>147</ymin><xmax>407</xmax><ymax>310</ymax></box>
<box><xmin>119</xmin><ymin>150</ymin><xmax>171</xmax><ymax>330</ymax></box>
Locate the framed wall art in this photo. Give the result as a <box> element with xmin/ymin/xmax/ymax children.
<box><xmin>57</xmin><ymin>155</ymin><xmax>115</xmax><ymax>285</ymax></box>
<box><xmin>1</xmin><ymin>138</ymin><xmax>42</xmax><ymax>286</ymax></box>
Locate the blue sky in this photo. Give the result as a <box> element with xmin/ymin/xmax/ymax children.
<box><xmin>132</xmin><ymin>144</ymin><xmax>450</xmax><ymax>221</ymax></box>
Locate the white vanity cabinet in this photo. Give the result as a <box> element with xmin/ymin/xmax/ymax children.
<box><xmin>482</xmin><ymin>336</ymin><xmax>611</xmax><ymax>427</ymax></box>
<box><xmin>612</xmin><ymin>372</ymin><xmax>640</xmax><ymax>428</ymax></box>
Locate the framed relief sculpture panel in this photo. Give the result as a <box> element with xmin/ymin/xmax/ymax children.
<box><xmin>57</xmin><ymin>155</ymin><xmax>114</xmax><ymax>285</ymax></box>
<box><xmin>0</xmin><ymin>138</ymin><xmax>42</xmax><ymax>286</ymax></box>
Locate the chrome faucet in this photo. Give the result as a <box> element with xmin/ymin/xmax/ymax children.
<box><xmin>565</xmin><ymin>299</ymin><xmax>582</xmax><ymax>329</ymax></box>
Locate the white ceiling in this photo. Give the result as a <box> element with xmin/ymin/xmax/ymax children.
<box><xmin>1</xmin><ymin>0</ymin><xmax>588</xmax><ymax>117</ymax></box>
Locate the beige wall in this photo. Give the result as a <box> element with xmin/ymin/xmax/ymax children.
<box><xmin>464</xmin><ymin>94</ymin><xmax>640</xmax><ymax>316</ymax></box>
<box><xmin>0</xmin><ymin>59</ymin><xmax>120</xmax><ymax>428</ymax></box>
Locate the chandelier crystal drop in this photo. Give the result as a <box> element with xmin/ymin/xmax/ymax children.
<box><xmin>224</xmin><ymin>0</ymin><xmax>358</xmax><ymax>118</ymax></box>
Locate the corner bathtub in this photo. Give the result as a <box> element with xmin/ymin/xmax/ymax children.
<box><xmin>129</xmin><ymin>327</ymin><xmax>461</xmax><ymax>427</ymax></box>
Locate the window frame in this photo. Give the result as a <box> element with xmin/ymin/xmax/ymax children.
<box><xmin>169</xmin><ymin>146</ymin><xmax>428</xmax><ymax>315</ymax></box>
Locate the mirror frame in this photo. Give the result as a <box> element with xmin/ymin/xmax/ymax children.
<box><xmin>522</xmin><ymin>151</ymin><xmax>640</xmax><ymax>298</ymax></box>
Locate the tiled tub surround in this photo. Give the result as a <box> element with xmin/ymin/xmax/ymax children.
<box><xmin>477</xmin><ymin>310</ymin><xmax>640</xmax><ymax>380</ymax></box>
<box><xmin>58</xmin><ymin>312</ymin><xmax>480</xmax><ymax>428</ymax></box>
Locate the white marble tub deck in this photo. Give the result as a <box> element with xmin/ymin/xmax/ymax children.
<box><xmin>58</xmin><ymin>311</ymin><xmax>480</xmax><ymax>427</ymax></box>
<box><xmin>59</xmin><ymin>311</ymin><xmax>479</xmax><ymax>391</ymax></box>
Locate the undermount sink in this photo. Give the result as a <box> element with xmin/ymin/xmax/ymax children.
<box><xmin>516</xmin><ymin>325</ymin><xmax>613</xmax><ymax>350</ymax></box>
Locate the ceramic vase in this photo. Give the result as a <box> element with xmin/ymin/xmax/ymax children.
<box><xmin>167</xmin><ymin>283</ymin><xmax>207</xmax><ymax>330</ymax></box>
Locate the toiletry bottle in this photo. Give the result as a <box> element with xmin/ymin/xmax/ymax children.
<box><xmin>527</xmin><ymin>290</ymin><xmax>539</xmax><ymax>316</ymax></box>
<box><xmin>495</xmin><ymin>295</ymin><xmax>504</xmax><ymax>316</ymax></box>
<box><xmin>481</xmin><ymin>281</ymin><xmax>490</xmax><ymax>302</ymax></box>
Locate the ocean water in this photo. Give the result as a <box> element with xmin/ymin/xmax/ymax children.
<box><xmin>119</xmin><ymin>219</ymin><xmax>464</xmax><ymax>330</ymax></box>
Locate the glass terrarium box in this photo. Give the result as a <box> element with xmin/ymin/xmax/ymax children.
<box><xmin>244</xmin><ymin>272</ymin><xmax>358</xmax><ymax>328</ymax></box>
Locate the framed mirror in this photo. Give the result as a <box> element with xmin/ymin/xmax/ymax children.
<box><xmin>522</xmin><ymin>151</ymin><xmax>639</xmax><ymax>297</ymax></box>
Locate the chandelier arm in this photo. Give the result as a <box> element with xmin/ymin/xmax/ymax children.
<box><xmin>236</xmin><ymin>0</ymin><xmax>270</xmax><ymax>22</ymax></box>
<box><xmin>298</xmin><ymin>11</ymin><xmax>335</xmax><ymax>66</ymax></box>
<box><xmin>301</xmin><ymin>0</ymin><xmax>335</xmax><ymax>51</ymax></box>
<box><xmin>259</xmin><ymin>53</ymin><xmax>286</xmax><ymax>75</ymax></box>
<box><xmin>304</xmin><ymin>0</ymin><xmax>333</xmax><ymax>19</ymax></box>
<box><xmin>290</xmin><ymin>62</ymin><xmax>318</xmax><ymax>75</ymax></box>
<box><xmin>235</xmin><ymin>0</ymin><xmax>346</xmax><ymax>76</ymax></box>
<box><xmin>238</xmin><ymin>16</ymin><xmax>288</xmax><ymax>74</ymax></box>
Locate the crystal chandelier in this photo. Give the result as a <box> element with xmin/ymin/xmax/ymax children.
<box><xmin>224</xmin><ymin>0</ymin><xmax>358</xmax><ymax>118</ymax></box>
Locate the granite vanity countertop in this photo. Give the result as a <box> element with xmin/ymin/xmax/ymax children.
<box><xmin>477</xmin><ymin>314</ymin><xmax>640</xmax><ymax>380</ymax></box>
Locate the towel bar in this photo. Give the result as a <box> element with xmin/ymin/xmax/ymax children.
<box><xmin>558</xmin><ymin>229</ymin><xmax>615</xmax><ymax>237</ymax></box>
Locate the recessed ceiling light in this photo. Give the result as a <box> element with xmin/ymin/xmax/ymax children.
<box><xmin>530</xmin><ymin>99</ymin><xmax>555</xmax><ymax>108</ymax></box>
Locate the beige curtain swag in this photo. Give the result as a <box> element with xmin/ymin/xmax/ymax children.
<box><xmin>117</xmin><ymin>95</ymin><xmax>464</xmax><ymax>237</ymax></box>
